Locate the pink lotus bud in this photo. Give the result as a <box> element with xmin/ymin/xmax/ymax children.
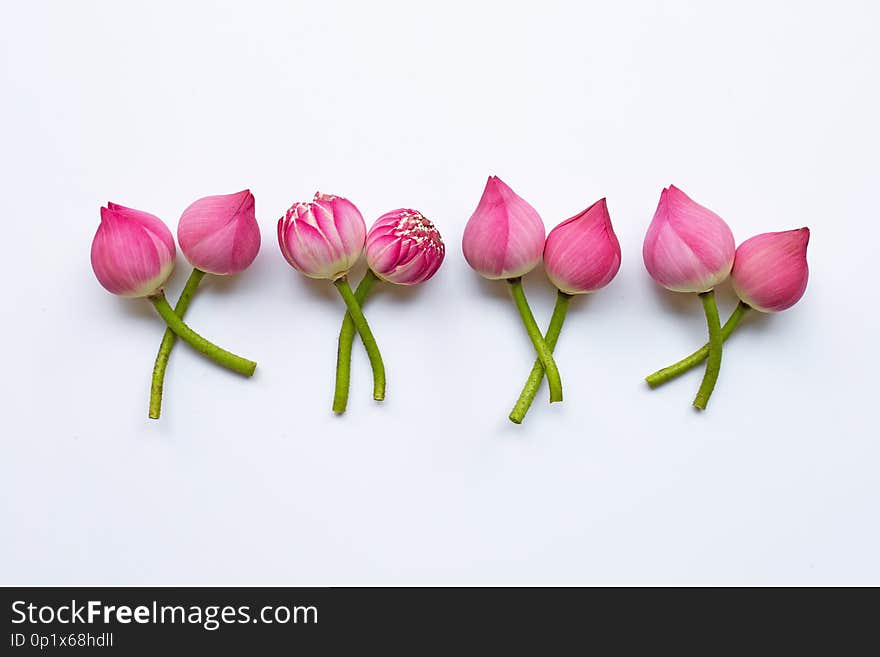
<box><xmin>365</xmin><ymin>209</ymin><xmax>445</xmax><ymax>285</ymax></box>
<box><xmin>177</xmin><ymin>189</ymin><xmax>261</xmax><ymax>275</ymax></box>
<box><xmin>543</xmin><ymin>198</ymin><xmax>621</xmax><ymax>294</ymax></box>
<box><xmin>731</xmin><ymin>228</ymin><xmax>810</xmax><ymax>313</ymax></box>
<box><xmin>277</xmin><ymin>192</ymin><xmax>366</xmax><ymax>280</ymax></box>
<box><xmin>642</xmin><ymin>185</ymin><xmax>736</xmax><ymax>293</ymax></box>
<box><xmin>91</xmin><ymin>203</ymin><xmax>176</xmax><ymax>298</ymax></box>
<box><xmin>462</xmin><ymin>176</ymin><xmax>545</xmax><ymax>279</ymax></box>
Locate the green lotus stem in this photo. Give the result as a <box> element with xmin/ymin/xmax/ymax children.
<box><xmin>148</xmin><ymin>291</ymin><xmax>256</xmax><ymax>377</ymax></box>
<box><xmin>645</xmin><ymin>302</ymin><xmax>750</xmax><ymax>388</ymax></box>
<box><xmin>333</xmin><ymin>275</ymin><xmax>386</xmax><ymax>402</ymax></box>
<box><xmin>149</xmin><ymin>268</ymin><xmax>206</xmax><ymax>419</ymax></box>
<box><xmin>507</xmin><ymin>277</ymin><xmax>563</xmax><ymax>403</ymax></box>
<box><xmin>509</xmin><ymin>290</ymin><xmax>571</xmax><ymax>424</ymax></box>
<box><xmin>333</xmin><ymin>270</ymin><xmax>381</xmax><ymax>413</ymax></box>
<box><xmin>693</xmin><ymin>290</ymin><xmax>722</xmax><ymax>410</ymax></box>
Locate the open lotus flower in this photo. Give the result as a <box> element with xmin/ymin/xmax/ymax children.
<box><xmin>732</xmin><ymin>228</ymin><xmax>810</xmax><ymax>313</ymax></box>
<box><xmin>91</xmin><ymin>203</ymin><xmax>176</xmax><ymax>298</ymax></box>
<box><xmin>462</xmin><ymin>176</ymin><xmax>562</xmax><ymax>405</ymax></box>
<box><xmin>90</xmin><ymin>202</ymin><xmax>257</xmax><ymax>419</ymax></box>
<box><xmin>509</xmin><ymin>198</ymin><xmax>622</xmax><ymax>424</ymax></box>
<box><xmin>332</xmin><ymin>209</ymin><xmax>446</xmax><ymax>414</ymax></box>
<box><xmin>148</xmin><ymin>189</ymin><xmax>263</xmax><ymax>419</ymax></box>
<box><xmin>642</xmin><ymin>186</ymin><xmax>736</xmax><ymax>410</ymax></box>
<box><xmin>278</xmin><ymin>192</ymin><xmax>385</xmax><ymax>403</ymax></box>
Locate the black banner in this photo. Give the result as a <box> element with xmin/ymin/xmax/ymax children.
<box><xmin>1</xmin><ymin>587</ymin><xmax>874</xmax><ymax>652</ymax></box>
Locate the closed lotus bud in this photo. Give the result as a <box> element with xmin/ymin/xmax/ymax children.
<box><xmin>277</xmin><ymin>192</ymin><xmax>366</xmax><ymax>280</ymax></box>
<box><xmin>177</xmin><ymin>189</ymin><xmax>261</xmax><ymax>275</ymax></box>
<box><xmin>544</xmin><ymin>198</ymin><xmax>621</xmax><ymax>294</ymax></box>
<box><xmin>91</xmin><ymin>203</ymin><xmax>176</xmax><ymax>298</ymax></box>
<box><xmin>642</xmin><ymin>185</ymin><xmax>735</xmax><ymax>293</ymax></box>
<box><xmin>731</xmin><ymin>228</ymin><xmax>810</xmax><ymax>313</ymax></box>
<box><xmin>365</xmin><ymin>209</ymin><xmax>445</xmax><ymax>285</ymax></box>
<box><xmin>462</xmin><ymin>176</ymin><xmax>545</xmax><ymax>279</ymax></box>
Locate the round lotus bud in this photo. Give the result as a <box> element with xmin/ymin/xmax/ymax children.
<box><xmin>462</xmin><ymin>176</ymin><xmax>545</xmax><ymax>279</ymax></box>
<box><xmin>642</xmin><ymin>185</ymin><xmax>735</xmax><ymax>293</ymax></box>
<box><xmin>544</xmin><ymin>198</ymin><xmax>621</xmax><ymax>294</ymax></box>
<box><xmin>731</xmin><ymin>228</ymin><xmax>810</xmax><ymax>313</ymax></box>
<box><xmin>365</xmin><ymin>209</ymin><xmax>445</xmax><ymax>285</ymax></box>
<box><xmin>177</xmin><ymin>189</ymin><xmax>261</xmax><ymax>275</ymax></box>
<box><xmin>91</xmin><ymin>203</ymin><xmax>176</xmax><ymax>298</ymax></box>
<box><xmin>277</xmin><ymin>192</ymin><xmax>366</xmax><ymax>280</ymax></box>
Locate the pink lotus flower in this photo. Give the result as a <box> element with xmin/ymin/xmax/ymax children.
<box><xmin>277</xmin><ymin>192</ymin><xmax>366</xmax><ymax>280</ymax></box>
<box><xmin>462</xmin><ymin>175</ymin><xmax>562</xmax><ymax>405</ymax></box>
<box><xmin>462</xmin><ymin>176</ymin><xmax>545</xmax><ymax>279</ymax></box>
<box><xmin>332</xmin><ymin>209</ymin><xmax>445</xmax><ymax>414</ymax></box>
<box><xmin>278</xmin><ymin>192</ymin><xmax>384</xmax><ymax>407</ymax></box>
<box><xmin>177</xmin><ymin>190</ymin><xmax>261</xmax><ymax>275</ymax></box>
<box><xmin>544</xmin><ymin>198</ymin><xmax>621</xmax><ymax>294</ymax></box>
<box><xmin>507</xmin><ymin>197</ymin><xmax>620</xmax><ymax>424</ymax></box>
<box><xmin>91</xmin><ymin>202</ymin><xmax>176</xmax><ymax>298</ymax></box>
<box><xmin>366</xmin><ymin>209</ymin><xmax>445</xmax><ymax>285</ymax></box>
<box><xmin>148</xmin><ymin>189</ymin><xmax>262</xmax><ymax>419</ymax></box>
<box><xmin>642</xmin><ymin>185</ymin><xmax>735</xmax><ymax>293</ymax></box>
<box><xmin>731</xmin><ymin>228</ymin><xmax>810</xmax><ymax>313</ymax></box>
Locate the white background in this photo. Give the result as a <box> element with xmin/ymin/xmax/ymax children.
<box><xmin>1</xmin><ymin>0</ymin><xmax>877</xmax><ymax>585</ymax></box>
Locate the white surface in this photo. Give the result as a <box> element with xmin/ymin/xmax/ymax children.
<box><xmin>1</xmin><ymin>0</ymin><xmax>877</xmax><ymax>585</ymax></box>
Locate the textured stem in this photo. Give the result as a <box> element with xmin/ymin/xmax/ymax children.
<box><xmin>693</xmin><ymin>290</ymin><xmax>722</xmax><ymax>410</ymax></box>
<box><xmin>507</xmin><ymin>277</ymin><xmax>563</xmax><ymax>403</ymax></box>
<box><xmin>149</xmin><ymin>268</ymin><xmax>206</xmax><ymax>419</ymax></box>
<box><xmin>333</xmin><ymin>270</ymin><xmax>381</xmax><ymax>413</ymax></box>
<box><xmin>509</xmin><ymin>290</ymin><xmax>571</xmax><ymax>424</ymax></box>
<box><xmin>333</xmin><ymin>275</ymin><xmax>386</xmax><ymax>401</ymax></box>
<box><xmin>645</xmin><ymin>302</ymin><xmax>750</xmax><ymax>388</ymax></box>
<box><xmin>148</xmin><ymin>292</ymin><xmax>256</xmax><ymax>376</ymax></box>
